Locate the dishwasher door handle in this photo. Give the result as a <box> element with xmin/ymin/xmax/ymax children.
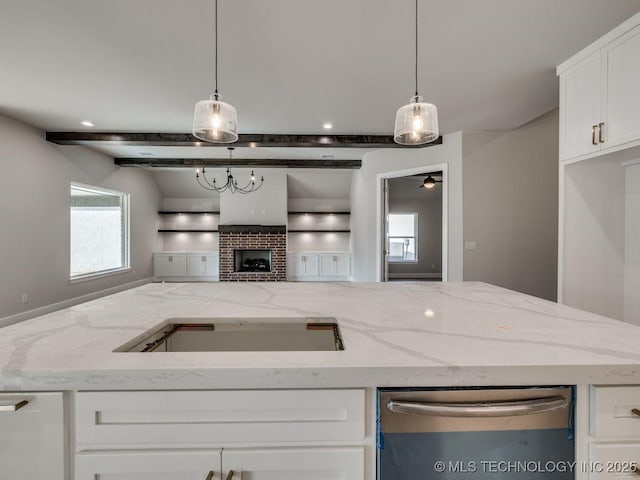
<box><xmin>387</xmin><ymin>396</ymin><xmax>568</xmax><ymax>417</ymax></box>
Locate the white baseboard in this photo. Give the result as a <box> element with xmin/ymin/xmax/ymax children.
<box><xmin>388</xmin><ymin>272</ymin><xmax>442</xmax><ymax>279</ymax></box>
<box><xmin>0</xmin><ymin>278</ymin><xmax>153</xmax><ymax>328</ymax></box>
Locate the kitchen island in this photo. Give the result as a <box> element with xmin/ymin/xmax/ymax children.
<box><xmin>2</xmin><ymin>281</ymin><xmax>640</xmax><ymax>480</ymax></box>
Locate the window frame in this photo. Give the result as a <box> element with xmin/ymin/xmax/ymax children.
<box><xmin>69</xmin><ymin>182</ymin><xmax>131</xmax><ymax>283</ymax></box>
<box><xmin>387</xmin><ymin>212</ymin><xmax>419</xmax><ymax>264</ymax></box>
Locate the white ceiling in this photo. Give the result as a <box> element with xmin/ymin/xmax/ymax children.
<box><xmin>4</xmin><ymin>1</ymin><xmax>637</xmax><ymax>199</ymax></box>
<box><xmin>1</xmin><ymin>0</ymin><xmax>639</xmax><ymax>140</ymax></box>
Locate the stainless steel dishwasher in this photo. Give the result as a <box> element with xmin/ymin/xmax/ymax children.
<box><xmin>378</xmin><ymin>386</ymin><xmax>575</xmax><ymax>479</ymax></box>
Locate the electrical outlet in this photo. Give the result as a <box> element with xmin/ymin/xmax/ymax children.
<box><xmin>465</xmin><ymin>241</ymin><xmax>477</xmax><ymax>251</ymax></box>
<box><xmin>20</xmin><ymin>293</ymin><xmax>28</xmax><ymax>304</ymax></box>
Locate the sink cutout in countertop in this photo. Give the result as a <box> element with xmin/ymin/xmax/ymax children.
<box><xmin>115</xmin><ymin>317</ymin><xmax>344</xmax><ymax>352</ymax></box>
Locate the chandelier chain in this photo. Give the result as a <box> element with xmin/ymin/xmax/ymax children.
<box><xmin>415</xmin><ymin>0</ymin><xmax>418</xmax><ymax>97</ymax></box>
<box><xmin>214</xmin><ymin>0</ymin><xmax>218</xmax><ymax>97</ymax></box>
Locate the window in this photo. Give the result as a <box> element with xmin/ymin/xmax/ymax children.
<box><xmin>70</xmin><ymin>183</ymin><xmax>129</xmax><ymax>280</ymax></box>
<box><xmin>388</xmin><ymin>213</ymin><xmax>417</xmax><ymax>263</ymax></box>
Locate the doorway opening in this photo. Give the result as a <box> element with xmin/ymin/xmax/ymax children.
<box><xmin>378</xmin><ymin>165</ymin><xmax>447</xmax><ymax>282</ymax></box>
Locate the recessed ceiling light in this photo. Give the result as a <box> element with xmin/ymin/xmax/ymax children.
<box><xmin>140</xmin><ymin>152</ymin><xmax>154</xmax><ymax>157</ymax></box>
<box><xmin>321</xmin><ymin>154</ymin><xmax>334</xmax><ymax>159</ymax></box>
<box><xmin>81</xmin><ymin>121</ymin><xmax>94</xmax><ymax>127</ymax></box>
<box><xmin>323</xmin><ymin>123</ymin><xmax>333</xmax><ymax>130</ymax></box>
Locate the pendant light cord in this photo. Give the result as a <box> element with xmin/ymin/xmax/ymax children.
<box><xmin>214</xmin><ymin>0</ymin><xmax>219</xmax><ymax>97</ymax></box>
<box><xmin>414</xmin><ymin>0</ymin><xmax>418</xmax><ymax>97</ymax></box>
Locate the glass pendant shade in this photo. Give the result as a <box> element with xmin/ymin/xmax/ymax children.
<box><xmin>394</xmin><ymin>95</ymin><xmax>438</xmax><ymax>145</ymax></box>
<box><xmin>192</xmin><ymin>95</ymin><xmax>238</xmax><ymax>143</ymax></box>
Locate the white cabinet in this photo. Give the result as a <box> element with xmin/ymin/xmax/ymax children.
<box><xmin>154</xmin><ymin>253</ymin><xmax>187</xmax><ymax>277</ymax></box>
<box><xmin>188</xmin><ymin>253</ymin><xmax>219</xmax><ymax>277</ymax></box>
<box><xmin>0</xmin><ymin>392</ymin><xmax>65</xmax><ymax>480</ymax></box>
<box><xmin>288</xmin><ymin>252</ymin><xmax>351</xmax><ymax>281</ymax></box>
<box><xmin>320</xmin><ymin>253</ymin><xmax>351</xmax><ymax>277</ymax></box>
<box><xmin>558</xmin><ymin>13</ymin><xmax>640</xmax><ymax>162</ymax></box>
<box><xmin>75</xmin><ymin>389</ymin><xmax>366</xmax><ymax>480</ymax></box>
<box><xmin>559</xmin><ymin>53</ymin><xmax>602</xmax><ymax>160</ymax></box>
<box><xmin>222</xmin><ymin>448</ymin><xmax>364</xmax><ymax>480</ymax></box>
<box><xmin>154</xmin><ymin>252</ymin><xmax>219</xmax><ymax>279</ymax></box>
<box><xmin>586</xmin><ymin>386</ymin><xmax>640</xmax><ymax>479</ymax></box>
<box><xmin>288</xmin><ymin>254</ymin><xmax>319</xmax><ymax>278</ymax></box>
<box><xmin>76</xmin><ymin>450</ymin><xmax>222</xmax><ymax>480</ymax></box>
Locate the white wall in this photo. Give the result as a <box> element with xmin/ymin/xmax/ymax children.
<box><xmin>462</xmin><ymin>109</ymin><xmax>559</xmax><ymax>301</ymax></box>
<box><xmin>350</xmin><ymin>133</ymin><xmax>463</xmax><ymax>282</ymax></box>
<box><xmin>0</xmin><ymin>113</ymin><xmax>161</xmax><ymax>320</ymax></box>
<box><xmin>624</xmin><ymin>162</ymin><xmax>640</xmax><ymax>325</ymax></box>
<box><xmin>220</xmin><ymin>172</ymin><xmax>287</xmax><ymax>225</ymax></box>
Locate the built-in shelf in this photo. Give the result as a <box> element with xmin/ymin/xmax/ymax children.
<box><xmin>158</xmin><ymin>211</ymin><xmax>220</xmax><ymax>215</ymax></box>
<box><xmin>287</xmin><ymin>211</ymin><xmax>350</xmax><ymax>215</ymax></box>
<box><xmin>158</xmin><ymin>229</ymin><xmax>219</xmax><ymax>233</ymax></box>
<box><xmin>287</xmin><ymin>229</ymin><xmax>350</xmax><ymax>233</ymax></box>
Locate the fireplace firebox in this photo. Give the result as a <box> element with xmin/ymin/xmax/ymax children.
<box><xmin>234</xmin><ymin>249</ymin><xmax>272</xmax><ymax>273</ymax></box>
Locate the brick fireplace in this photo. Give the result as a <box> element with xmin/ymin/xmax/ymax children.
<box><xmin>218</xmin><ymin>225</ymin><xmax>286</xmax><ymax>281</ymax></box>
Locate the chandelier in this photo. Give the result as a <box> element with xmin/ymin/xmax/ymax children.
<box><xmin>192</xmin><ymin>0</ymin><xmax>238</xmax><ymax>143</ymax></box>
<box><xmin>393</xmin><ymin>0</ymin><xmax>439</xmax><ymax>145</ymax></box>
<box><xmin>196</xmin><ymin>147</ymin><xmax>264</xmax><ymax>194</ymax></box>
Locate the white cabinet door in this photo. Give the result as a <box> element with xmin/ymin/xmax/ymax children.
<box><xmin>0</xmin><ymin>392</ymin><xmax>64</xmax><ymax>480</ymax></box>
<box><xmin>302</xmin><ymin>254</ymin><xmax>319</xmax><ymax>276</ymax></box>
<box><xmin>76</xmin><ymin>450</ymin><xmax>222</xmax><ymax>480</ymax></box>
<box><xmin>222</xmin><ymin>447</ymin><xmax>364</xmax><ymax>480</ymax></box>
<box><xmin>204</xmin><ymin>254</ymin><xmax>219</xmax><ymax>277</ymax></box>
<box><xmin>559</xmin><ymin>53</ymin><xmax>602</xmax><ymax>161</ymax></box>
<box><xmin>603</xmin><ymin>24</ymin><xmax>640</xmax><ymax>149</ymax></box>
<box><xmin>319</xmin><ymin>254</ymin><xmax>350</xmax><ymax>277</ymax></box>
<box><xmin>188</xmin><ymin>254</ymin><xmax>207</xmax><ymax>276</ymax></box>
<box><xmin>335</xmin><ymin>253</ymin><xmax>351</xmax><ymax>276</ymax></box>
<box><xmin>154</xmin><ymin>254</ymin><xmax>187</xmax><ymax>277</ymax></box>
<box><xmin>320</xmin><ymin>254</ymin><xmax>336</xmax><ymax>276</ymax></box>
<box><xmin>289</xmin><ymin>254</ymin><xmax>319</xmax><ymax>277</ymax></box>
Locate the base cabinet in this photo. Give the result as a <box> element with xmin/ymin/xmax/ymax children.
<box><xmin>154</xmin><ymin>253</ymin><xmax>188</xmax><ymax>277</ymax></box>
<box><xmin>288</xmin><ymin>252</ymin><xmax>350</xmax><ymax>281</ymax></box>
<box><xmin>76</xmin><ymin>450</ymin><xmax>222</xmax><ymax>480</ymax></box>
<box><xmin>223</xmin><ymin>447</ymin><xmax>364</xmax><ymax>480</ymax></box>
<box><xmin>154</xmin><ymin>252</ymin><xmax>219</xmax><ymax>280</ymax></box>
<box><xmin>0</xmin><ymin>392</ymin><xmax>65</xmax><ymax>480</ymax></box>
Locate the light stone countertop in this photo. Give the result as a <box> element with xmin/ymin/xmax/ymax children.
<box><xmin>1</xmin><ymin>281</ymin><xmax>640</xmax><ymax>391</ymax></box>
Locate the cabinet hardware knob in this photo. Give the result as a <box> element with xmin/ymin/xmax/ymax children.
<box><xmin>592</xmin><ymin>125</ymin><xmax>598</xmax><ymax>145</ymax></box>
<box><xmin>205</xmin><ymin>471</ymin><xmax>215</xmax><ymax>480</ymax></box>
<box><xmin>225</xmin><ymin>470</ymin><xmax>235</xmax><ymax>480</ymax></box>
<box><xmin>632</xmin><ymin>408</ymin><xmax>640</xmax><ymax>417</ymax></box>
<box><xmin>599</xmin><ymin>122</ymin><xmax>605</xmax><ymax>143</ymax></box>
<box><xmin>0</xmin><ymin>400</ymin><xmax>28</xmax><ymax>412</ymax></box>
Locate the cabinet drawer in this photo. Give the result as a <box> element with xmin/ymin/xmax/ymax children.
<box><xmin>76</xmin><ymin>389</ymin><xmax>365</xmax><ymax>450</ymax></box>
<box><xmin>591</xmin><ymin>386</ymin><xmax>640</xmax><ymax>437</ymax></box>
<box><xmin>223</xmin><ymin>447</ymin><xmax>364</xmax><ymax>480</ymax></box>
<box><xmin>76</xmin><ymin>450</ymin><xmax>222</xmax><ymax>480</ymax></box>
<box><xmin>589</xmin><ymin>443</ymin><xmax>640</xmax><ymax>479</ymax></box>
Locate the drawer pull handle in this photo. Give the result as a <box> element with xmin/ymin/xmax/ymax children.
<box><xmin>0</xmin><ymin>400</ymin><xmax>28</xmax><ymax>412</ymax></box>
<box><xmin>632</xmin><ymin>408</ymin><xmax>640</xmax><ymax>417</ymax></box>
<box><xmin>205</xmin><ymin>472</ymin><xmax>214</xmax><ymax>480</ymax></box>
<box><xmin>592</xmin><ymin>125</ymin><xmax>598</xmax><ymax>145</ymax></box>
<box><xmin>387</xmin><ymin>396</ymin><xmax>568</xmax><ymax>417</ymax></box>
<box><xmin>598</xmin><ymin>122</ymin><xmax>605</xmax><ymax>143</ymax></box>
<box><xmin>226</xmin><ymin>470</ymin><xmax>235</xmax><ymax>480</ymax></box>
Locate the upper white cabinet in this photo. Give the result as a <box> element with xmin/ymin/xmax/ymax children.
<box><xmin>0</xmin><ymin>392</ymin><xmax>65</xmax><ymax>480</ymax></box>
<box><xmin>558</xmin><ymin>14</ymin><xmax>640</xmax><ymax>162</ymax></box>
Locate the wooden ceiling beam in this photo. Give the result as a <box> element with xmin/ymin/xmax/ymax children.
<box><xmin>114</xmin><ymin>158</ymin><xmax>362</xmax><ymax>169</ymax></box>
<box><xmin>46</xmin><ymin>132</ymin><xmax>443</xmax><ymax>148</ymax></box>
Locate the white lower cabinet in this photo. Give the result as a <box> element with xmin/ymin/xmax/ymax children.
<box><xmin>0</xmin><ymin>392</ymin><xmax>65</xmax><ymax>480</ymax></box>
<box><xmin>288</xmin><ymin>252</ymin><xmax>350</xmax><ymax>281</ymax></box>
<box><xmin>154</xmin><ymin>252</ymin><xmax>219</xmax><ymax>280</ymax></box>
<box><xmin>222</xmin><ymin>447</ymin><xmax>364</xmax><ymax>480</ymax></box>
<box><xmin>587</xmin><ymin>386</ymin><xmax>640</xmax><ymax>479</ymax></box>
<box><xmin>74</xmin><ymin>389</ymin><xmax>366</xmax><ymax>480</ymax></box>
<box><xmin>154</xmin><ymin>253</ymin><xmax>188</xmax><ymax>276</ymax></box>
<box><xmin>76</xmin><ymin>450</ymin><xmax>222</xmax><ymax>480</ymax></box>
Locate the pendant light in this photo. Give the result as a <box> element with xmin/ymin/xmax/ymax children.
<box><xmin>393</xmin><ymin>0</ymin><xmax>439</xmax><ymax>145</ymax></box>
<box><xmin>192</xmin><ymin>0</ymin><xmax>238</xmax><ymax>143</ymax></box>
